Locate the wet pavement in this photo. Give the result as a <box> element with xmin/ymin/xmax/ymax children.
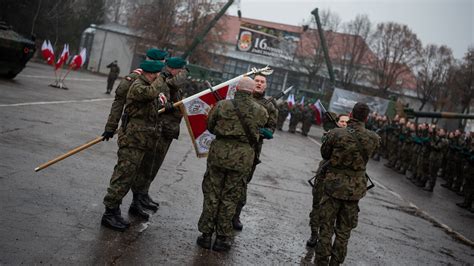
<box><xmin>0</xmin><ymin>62</ymin><xmax>473</xmax><ymax>265</ymax></box>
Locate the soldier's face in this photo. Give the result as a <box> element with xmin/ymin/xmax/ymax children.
<box><xmin>337</xmin><ymin>115</ymin><xmax>349</xmax><ymax>128</ymax></box>
<box><xmin>254</xmin><ymin>75</ymin><xmax>267</xmax><ymax>94</ymax></box>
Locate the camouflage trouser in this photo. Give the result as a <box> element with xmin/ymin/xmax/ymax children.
<box><xmin>107</xmin><ymin>76</ymin><xmax>117</xmax><ymax>92</ymax></box>
<box><xmin>276</xmin><ymin>115</ymin><xmax>287</xmax><ymax>130</ymax></box>
<box><xmin>103</xmin><ymin>146</ymin><xmax>146</xmax><ymax>209</ymax></box>
<box><xmin>452</xmin><ymin>159</ymin><xmax>466</xmax><ymax>190</ymax></box>
<box><xmin>131</xmin><ymin>136</ymin><xmax>173</xmax><ymax>194</ymax></box>
<box><xmin>415</xmin><ymin>155</ymin><xmax>430</xmax><ymax>182</ymax></box>
<box><xmin>198</xmin><ymin>164</ymin><xmax>247</xmax><ymax>237</ymax></box>
<box><xmin>443</xmin><ymin>159</ymin><xmax>457</xmax><ymax>186</ymax></box>
<box><xmin>288</xmin><ymin>118</ymin><xmax>299</xmax><ymax>133</ymax></box>
<box><xmin>461</xmin><ymin>164</ymin><xmax>473</xmax><ymax>206</ymax></box>
<box><xmin>400</xmin><ymin>144</ymin><xmax>412</xmax><ymax>172</ymax></box>
<box><xmin>301</xmin><ymin>121</ymin><xmax>312</xmax><ymax>136</ymax></box>
<box><xmin>237</xmin><ymin>142</ymin><xmax>263</xmax><ymax>208</ymax></box>
<box><xmin>425</xmin><ymin>155</ymin><xmax>442</xmax><ymax>188</ymax></box>
<box><xmin>315</xmin><ymin>196</ymin><xmax>359</xmax><ymax>265</ymax></box>
<box><xmin>309</xmin><ymin>177</ymin><xmax>325</xmax><ymax>235</ymax></box>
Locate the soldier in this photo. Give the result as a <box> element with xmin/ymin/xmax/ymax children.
<box><xmin>101</xmin><ymin>48</ymin><xmax>169</xmax><ymax>212</ymax></box>
<box><xmin>288</xmin><ymin>103</ymin><xmax>303</xmax><ymax>133</ymax></box>
<box><xmin>315</xmin><ymin>102</ymin><xmax>380</xmax><ymax>265</ymax></box>
<box><xmin>101</xmin><ymin>60</ymin><xmax>169</xmax><ymax>232</ymax></box>
<box><xmin>196</xmin><ymin>77</ymin><xmax>268</xmax><ymax>252</ymax></box>
<box><xmin>301</xmin><ymin>105</ymin><xmax>315</xmax><ymax>136</ymax></box>
<box><xmin>336</xmin><ymin>114</ymin><xmax>349</xmax><ymax>128</ymax></box>
<box><xmin>441</xmin><ymin>129</ymin><xmax>462</xmax><ymax>190</ymax></box>
<box><xmin>276</xmin><ymin>100</ymin><xmax>289</xmax><ymax>130</ymax></box>
<box><xmin>422</xmin><ymin>128</ymin><xmax>448</xmax><ymax>191</ymax></box>
<box><xmin>129</xmin><ymin>57</ymin><xmax>188</xmax><ymax>213</ymax></box>
<box><xmin>232</xmin><ymin>73</ymin><xmax>277</xmax><ymax>230</ymax></box>
<box><xmin>106</xmin><ymin>60</ymin><xmax>120</xmax><ymax>94</ymax></box>
<box><xmin>456</xmin><ymin>133</ymin><xmax>474</xmax><ymax>212</ymax></box>
<box><xmin>398</xmin><ymin>122</ymin><xmax>415</xmax><ymax>175</ymax></box>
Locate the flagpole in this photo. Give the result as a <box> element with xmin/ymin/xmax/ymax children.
<box><xmin>60</xmin><ymin>64</ymin><xmax>74</xmax><ymax>84</ymax></box>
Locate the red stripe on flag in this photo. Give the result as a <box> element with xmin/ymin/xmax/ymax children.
<box><xmin>187</xmin><ymin>114</ymin><xmax>208</xmax><ymax>138</ymax></box>
<box><xmin>198</xmin><ymin>85</ymin><xmax>229</xmax><ymax>106</ymax></box>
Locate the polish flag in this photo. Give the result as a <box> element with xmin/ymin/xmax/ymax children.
<box><xmin>287</xmin><ymin>94</ymin><xmax>295</xmax><ymax>108</ymax></box>
<box><xmin>41</xmin><ymin>40</ymin><xmax>55</xmax><ymax>65</ymax></box>
<box><xmin>70</xmin><ymin>48</ymin><xmax>87</xmax><ymax>70</ymax></box>
<box><xmin>55</xmin><ymin>44</ymin><xmax>69</xmax><ymax>70</ymax></box>
<box><xmin>313</xmin><ymin>99</ymin><xmax>324</xmax><ymax>125</ymax></box>
<box><xmin>299</xmin><ymin>95</ymin><xmax>305</xmax><ymax>106</ymax></box>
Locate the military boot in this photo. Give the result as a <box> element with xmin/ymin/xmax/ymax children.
<box><xmin>232</xmin><ymin>203</ymin><xmax>244</xmax><ymax>231</ymax></box>
<box><xmin>144</xmin><ymin>194</ymin><xmax>160</xmax><ymax>208</ymax></box>
<box><xmin>101</xmin><ymin>207</ymin><xmax>130</xmax><ymax>232</ymax></box>
<box><xmin>422</xmin><ymin>186</ymin><xmax>434</xmax><ymax>192</ymax></box>
<box><xmin>441</xmin><ymin>182</ymin><xmax>452</xmax><ymax>189</ymax></box>
<box><xmin>196</xmin><ymin>233</ymin><xmax>212</xmax><ymax>249</ymax></box>
<box><xmin>212</xmin><ymin>236</ymin><xmax>231</xmax><ymax>252</ymax></box>
<box><xmin>306</xmin><ymin>232</ymin><xmax>318</xmax><ymax>247</ymax></box>
<box><xmin>136</xmin><ymin>193</ymin><xmax>158</xmax><ymax>212</ymax></box>
<box><xmin>129</xmin><ymin>197</ymin><xmax>150</xmax><ymax>220</ymax></box>
<box><xmin>456</xmin><ymin>202</ymin><xmax>470</xmax><ymax>209</ymax></box>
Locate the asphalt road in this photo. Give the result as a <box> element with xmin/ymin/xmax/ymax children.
<box><xmin>0</xmin><ymin>62</ymin><xmax>473</xmax><ymax>265</ymax></box>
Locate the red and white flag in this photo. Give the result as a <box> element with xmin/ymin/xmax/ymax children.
<box><xmin>41</xmin><ymin>40</ymin><xmax>55</xmax><ymax>65</ymax></box>
<box><xmin>55</xmin><ymin>44</ymin><xmax>69</xmax><ymax>70</ymax></box>
<box><xmin>313</xmin><ymin>99</ymin><xmax>324</xmax><ymax>125</ymax></box>
<box><xmin>70</xmin><ymin>48</ymin><xmax>87</xmax><ymax>70</ymax></box>
<box><xmin>181</xmin><ymin>77</ymin><xmax>241</xmax><ymax>157</ymax></box>
<box><xmin>287</xmin><ymin>94</ymin><xmax>295</xmax><ymax>108</ymax></box>
<box><xmin>300</xmin><ymin>95</ymin><xmax>305</xmax><ymax>106</ymax></box>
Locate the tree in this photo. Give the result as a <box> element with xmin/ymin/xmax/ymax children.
<box><xmin>337</xmin><ymin>14</ymin><xmax>373</xmax><ymax>90</ymax></box>
<box><xmin>370</xmin><ymin>22</ymin><xmax>422</xmax><ymax>97</ymax></box>
<box><xmin>414</xmin><ymin>44</ymin><xmax>453</xmax><ymax>112</ymax></box>
<box><xmin>128</xmin><ymin>0</ymin><xmax>227</xmax><ymax>66</ymax></box>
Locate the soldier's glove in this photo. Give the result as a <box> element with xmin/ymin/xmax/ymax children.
<box><xmin>164</xmin><ymin>102</ymin><xmax>174</xmax><ymax>113</ymax></box>
<box><xmin>259</xmin><ymin>128</ymin><xmax>273</xmax><ymax>139</ymax></box>
<box><xmin>102</xmin><ymin>131</ymin><xmax>115</xmax><ymax>141</ymax></box>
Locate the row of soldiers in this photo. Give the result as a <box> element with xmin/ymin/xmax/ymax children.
<box><xmin>367</xmin><ymin>113</ymin><xmax>474</xmax><ymax>212</ymax></box>
<box><xmin>276</xmin><ymin>101</ymin><xmax>316</xmax><ymax>136</ymax></box>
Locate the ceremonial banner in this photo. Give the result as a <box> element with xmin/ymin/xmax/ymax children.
<box><xmin>181</xmin><ymin>77</ymin><xmax>241</xmax><ymax>157</ymax></box>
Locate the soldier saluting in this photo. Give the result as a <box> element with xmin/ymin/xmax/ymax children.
<box><xmin>315</xmin><ymin>103</ymin><xmax>380</xmax><ymax>265</ymax></box>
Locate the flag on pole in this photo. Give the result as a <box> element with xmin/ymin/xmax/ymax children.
<box><xmin>313</xmin><ymin>99</ymin><xmax>325</xmax><ymax>125</ymax></box>
<box><xmin>70</xmin><ymin>48</ymin><xmax>87</xmax><ymax>70</ymax></box>
<box><xmin>300</xmin><ymin>95</ymin><xmax>305</xmax><ymax>106</ymax></box>
<box><xmin>181</xmin><ymin>77</ymin><xmax>241</xmax><ymax>157</ymax></box>
<box><xmin>41</xmin><ymin>40</ymin><xmax>55</xmax><ymax>65</ymax></box>
<box><xmin>55</xmin><ymin>44</ymin><xmax>69</xmax><ymax>70</ymax></box>
<box><xmin>287</xmin><ymin>94</ymin><xmax>295</xmax><ymax>108</ymax></box>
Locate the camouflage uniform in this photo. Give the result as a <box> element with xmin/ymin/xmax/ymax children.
<box><xmin>131</xmin><ymin>70</ymin><xmax>188</xmax><ymax>195</ymax></box>
<box><xmin>442</xmin><ymin>136</ymin><xmax>462</xmax><ymax>189</ymax></box>
<box><xmin>276</xmin><ymin>101</ymin><xmax>289</xmax><ymax>130</ymax></box>
<box><xmin>103</xmin><ymin>75</ymin><xmax>169</xmax><ymax>209</ymax></box>
<box><xmin>106</xmin><ymin>62</ymin><xmax>120</xmax><ymax>93</ymax></box>
<box><xmin>288</xmin><ymin>105</ymin><xmax>302</xmax><ymax>133</ymax></box>
<box><xmin>398</xmin><ymin>128</ymin><xmax>413</xmax><ymax>175</ymax></box>
<box><xmin>301</xmin><ymin>106</ymin><xmax>314</xmax><ymax>136</ymax></box>
<box><xmin>198</xmin><ymin>91</ymin><xmax>268</xmax><ymax>237</ymax></box>
<box><xmin>457</xmin><ymin>141</ymin><xmax>474</xmax><ymax>210</ymax></box>
<box><xmin>315</xmin><ymin>119</ymin><xmax>380</xmax><ymax>265</ymax></box>
<box><xmin>424</xmin><ymin>135</ymin><xmax>448</xmax><ymax>190</ymax></box>
<box><xmin>414</xmin><ymin>131</ymin><xmax>431</xmax><ymax>185</ymax></box>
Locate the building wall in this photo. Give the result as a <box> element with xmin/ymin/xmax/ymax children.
<box><xmin>87</xmin><ymin>29</ymin><xmax>135</xmax><ymax>76</ymax></box>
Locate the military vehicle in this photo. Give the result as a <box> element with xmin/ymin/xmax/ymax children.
<box><xmin>0</xmin><ymin>21</ymin><xmax>36</xmax><ymax>79</ymax></box>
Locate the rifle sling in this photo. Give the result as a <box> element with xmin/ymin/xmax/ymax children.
<box><xmin>346</xmin><ymin>127</ymin><xmax>375</xmax><ymax>189</ymax></box>
<box><xmin>231</xmin><ymin>100</ymin><xmax>258</xmax><ymax>149</ymax></box>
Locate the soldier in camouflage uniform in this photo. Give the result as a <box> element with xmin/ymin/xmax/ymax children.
<box><xmin>106</xmin><ymin>60</ymin><xmax>120</xmax><ymax>94</ymax></box>
<box><xmin>102</xmin><ymin>48</ymin><xmax>169</xmax><ymax>214</ymax></box>
<box><xmin>384</xmin><ymin>115</ymin><xmax>400</xmax><ymax>168</ymax></box>
<box><xmin>315</xmin><ymin>103</ymin><xmax>380</xmax><ymax>265</ymax></box>
<box><xmin>276</xmin><ymin>100</ymin><xmax>289</xmax><ymax>130</ymax></box>
<box><xmin>197</xmin><ymin>77</ymin><xmax>268</xmax><ymax>252</ymax></box>
<box><xmin>399</xmin><ymin>123</ymin><xmax>416</xmax><ymax>175</ymax></box>
<box><xmin>441</xmin><ymin>130</ymin><xmax>462</xmax><ymax>190</ymax></box>
<box><xmin>130</xmin><ymin>57</ymin><xmax>188</xmax><ymax>215</ymax></box>
<box><xmin>300</xmin><ymin>105</ymin><xmax>314</xmax><ymax>136</ymax></box>
<box><xmin>456</xmin><ymin>134</ymin><xmax>474</xmax><ymax>212</ymax></box>
<box><xmin>101</xmin><ymin>60</ymin><xmax>169</xmax><ymax>232</ymax></box>
<box><xmin>413</xmin><ymin>124</ymin><xmax>431</xmax><ymax>187</ymax></box>
<box><xmin>288</xmin><ymin>103</ymin><xmax>303</xmax><ymax>133</ymax></box>
<box><xmin>422</xmin><ymin>128</ymin><xmax>449</xmax><ymax>191</ymax></box>
<box><xmin>232</xmin><ymin>73</ymin><xmax>277</xmax><ymax>231</ymax></box>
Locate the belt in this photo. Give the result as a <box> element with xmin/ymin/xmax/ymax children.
<box><xmin>328</xmin><ymin>167</ymin><xmax>366</xmax><ymax>176</ymax></box>
<box><xmin>215</xmin><ymin>135</ymin><xmax>250</xmax><ymax>144</ymax></box>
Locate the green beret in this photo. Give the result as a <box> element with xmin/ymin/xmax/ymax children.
<box><xmin>140</xmin><ymin>60</ymin><xmax>165</xmax><ymax>73</ymax></box>
<box><xmin>166</xmin><ymin>57</ymin><xmax>187</xmax><ymax>69</ymax></box>
<box><xmin>146</xmin><ymin>48</ymin><xmax>168</xmax><ymax>60</ymax></box>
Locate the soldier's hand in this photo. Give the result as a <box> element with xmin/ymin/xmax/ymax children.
<box><xmin>102</xmin><ymin>131</ymin><xmax>115</xmax><ymax>141</ymax></box>
<box><xmin>259</xmin><ymin>128</ymin><xmax>273</xmax><ymax>139</ymax></box>
<box><xmin>164</xmin><ymin>102</ymin><xmax>174</xmax><ymax>113</ymax></box>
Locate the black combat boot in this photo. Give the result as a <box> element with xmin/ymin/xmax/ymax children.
<box><xmin>212</xmin><ymin>236</ymin><xmax>231</xmax><ymax>252</ymax></box>
<box><xmin>101</xmin><ymin>207</ymin><xmax>130</xmax><ymax>232</ymax></box>
<box><xmin>144</xmin><ymin>194</ymin><xmax>160</xmax><ymax>208</ymax></box>
<box><xmin>196</xmin><ymin>233</ymin><xmax>212</xmax><ymax>249</ymax></box>
<box><xmin>129</xmin><ymin>196</ymin><xmax>150</xmax><ymax>220</ymax></box>
<box><xmin>306</xmin><ymin>232</ymin><xmax>318</xmax><ymax>247</ymax></box>
<box><xmin>423</xmin><ymin>186</ymin><xmax>434</xmax><ymax>192</ymax></box>
<box><xmin>232</xmin><ymin>203</ymin><xmax>244</xmax><ymax>231</ymax></box>
<box><xmin>441</xmin><ymin>182</ymin><xmax>452</xmax><ymax>189</ymax></box>
<box><xmin>456</xmin><ymin>202</ymin><xmax>470</xmax><ymax>209</ymax></box>
<box><xmin>136</xmin><ymin>193</ymin><xmax>158</xmax><ymax>212</ymax></box>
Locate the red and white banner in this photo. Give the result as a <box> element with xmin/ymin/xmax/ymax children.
<box><xmin>181</xmin><ymin>77</ymin><xmax>241</xmax><ymax>157</ymax></box>
<box><xmin>70</xmin><ymin>48</ymin><xmax>87</xmax><ymax>70</ymax></box>
<box><xmin>55</xmin><ymin>44</ymin><xmax>69</xmax><ymax>70</ymax></box>
<box><xmin>313</xmin><ymin>99</ymin><xmax>324</xmax><ymax>125</ymax></box>
<box><xmin>41</xmin><ymin>40</ymin><xmax>55</xmax><ymax>65</ymax></box>
<box><xmin>287</xmin><ymin>93</ymin><xmax>295</xmax><ymax>108</ymax></box>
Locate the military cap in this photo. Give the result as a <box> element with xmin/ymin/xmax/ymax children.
<box><xmin>146</xmin><ymin>48</ymin><xmax>168</xmax><ymax>60</ymax></box>
<box><xmin>140</xmin><ymin>60</ymin><xmax>165</xmax><ymax>73</ymax></box>
<box><xmin>166</xmin><ymin>57</ymin><xmax>187</xmax><ymax>69</ymax></box>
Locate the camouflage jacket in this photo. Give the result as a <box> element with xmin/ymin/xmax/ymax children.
<box><xmin>207</xmin><ymin>91</ymin><xmax>268</xmax><ymax>171</ymax></box>
<box><xmin>277</xmin><ymin>102</ymin><xmax>289</xmax><ymax>119</ymax></box>
<box><xmin>289</xmin><ymin>107</ymin><xmax>303</xmax><ymax>122</ymax></box>
<box><xmin>104</xmin><ymin>71</ymin><xmax>140</xmax><ymax>132</ymax></box>
<box><xmin>253</xmin><ymin>93</ymin><xmax>278</xmax><ymax>132</ymax></box>
<box><xmin>429</xmin><ymin>136</ymin><xmax>449</xmax><ymax>161</ymax></box>
<box><xmin>107</xmin><ymin>63</ymin><xmax>120</xmax><ymax>78</ymax></box>
<box><xmin>160</xmin><ymin>70</ymin><xmax>188</xmax><ymax>139</ymax></box>
<box><xmin>321</xmin><ymin>119</ymin><xmax>380</xmax><ymax>200</ymax></box>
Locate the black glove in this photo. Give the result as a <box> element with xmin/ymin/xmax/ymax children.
<box><xmin>164</xmin><ymin>102</ymin><xmax>174</xmax><ymax>113</ymax></box>
<box><xmin>102</xmin><ymin>131</ymin><xmax>115</xmax><ymax>141</ymax></box>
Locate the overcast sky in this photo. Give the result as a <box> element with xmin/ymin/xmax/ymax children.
<box><xmin>227</xmin><ymin>0</ymin><xmax>473</xmax><ymax>59</ymax></box>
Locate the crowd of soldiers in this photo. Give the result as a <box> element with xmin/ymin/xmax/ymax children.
<box><xmin>367</xmin><ymin>113</ymin><xmax>474</xmax><ymax>212</ymax></box>
<box><xmin>276</xmin><ymin>101</ymin><xmax>317</xmax><ymax>136</ymax></box>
